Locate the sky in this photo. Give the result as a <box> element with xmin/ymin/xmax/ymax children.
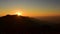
<box><xmin>0</xmin><ymin>0</ymin><xmax>60</xmax><ymax>17</ymax></box>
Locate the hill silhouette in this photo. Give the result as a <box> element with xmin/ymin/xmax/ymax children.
<box><xmin>0</xmin><ymin>15</ymin><xmax>60</xmax><ymax>34</ymax></box>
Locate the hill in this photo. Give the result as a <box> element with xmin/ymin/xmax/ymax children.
<box><xmin>0</xmin><ymin>15</ymin><xmax>60</xmax><ymax>34</ymax></box>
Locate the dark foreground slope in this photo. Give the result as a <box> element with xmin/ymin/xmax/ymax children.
<box><xmin>0</xmin><ymin>15</ymin><xmax>60</xmax><ymax>34</ymax></box>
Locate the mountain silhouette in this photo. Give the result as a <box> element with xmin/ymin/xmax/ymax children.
<box><xmin>0</xmin><ymin>15</ymin><xmax>60</xmax><ymax>34</ymax></box>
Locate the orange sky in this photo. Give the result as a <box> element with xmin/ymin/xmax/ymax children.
<box><xmin>0</xmin><ymin>0</ymin><xmax>60</xmax><ymax>17</ymax></box>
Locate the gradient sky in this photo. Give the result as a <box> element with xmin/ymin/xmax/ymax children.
<box><xmin>0</xmin><ymin>0</ymin><xmax>60</xmax><ymax>16</ymax></box>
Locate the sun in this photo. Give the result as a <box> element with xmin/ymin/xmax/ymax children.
<box><xmin>15</xmin><ymin>11</ymin><xmax>22</xmax><ymax>16</ymax></box>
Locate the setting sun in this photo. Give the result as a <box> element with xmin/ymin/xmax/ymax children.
<box><xmin>15</xmin><ymin>11</ymin><xmax>22</xmax><ymax>16</ymax></box>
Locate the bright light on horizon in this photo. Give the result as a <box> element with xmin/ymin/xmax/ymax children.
<box><xmin>15</xmin><ymin>11</ymin><xmax>22</xmax><ymax>16</ymax></box>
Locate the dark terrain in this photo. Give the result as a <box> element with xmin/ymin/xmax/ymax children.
<box><xmin>0</xmin><ymin>15</ymin><xmax>60</xmax><ymax>34</ymax></box>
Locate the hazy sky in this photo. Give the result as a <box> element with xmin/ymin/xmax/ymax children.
<box><xmin>0</xmin><ymin>0</ymin><xmax>60</xmax><ymax>16</ymax></box>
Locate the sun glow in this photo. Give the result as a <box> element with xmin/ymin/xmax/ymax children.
<box><xmin>15</xmin><ymin>11</ymin><xmax>22</xmax><ymax>16</ymax></box>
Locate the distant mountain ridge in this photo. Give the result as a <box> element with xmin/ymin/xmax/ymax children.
<box><xmin>35</xmin><ymin>16</ymin><xmax>60</xmax><ymax>23</ymax></box>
